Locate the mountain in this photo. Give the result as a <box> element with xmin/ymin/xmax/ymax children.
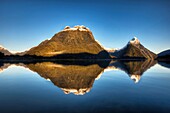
<box><xmin>158</xmin><ymin>61</ymin><xmax>170</xmax><ymax>69</ymax></box>
<box><xmin>0</xmin><ymin>45</ymin><xmax>12</xmax><ymax>56</ymax></box>
<box><xmin>26</xmin><ymin>25</ymin><xmax>109</xmax><ymax>58</ymax></box>
<box><xmin>25</xmin><ymin>62</ymin><xmax>104</xmax><ymax>95</ymax></box>
<box><xmin>109</xmin><ymin>37</ymin><xmax>157</xmax><ymax>60</ymax></box>
<box><xmin>158</xmin><ymin>49</ymin><xmax>170</xmax><ymax>59</ymax></box>
<box><xmin>157</xmin><ymin>49</ymin><xmax>170</xmax><ymax>68</ymax></box>
<box><xmin>108</xmin><ymin>60</ymin><xmax>157</xmax><ymax>83</ymax></box>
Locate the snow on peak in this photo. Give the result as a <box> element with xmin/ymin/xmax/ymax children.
<box><xmin>62</xmin><ymin>88</ymin><xmax>90</xmax><ymax>95</ymax></box>
<box><xmin>0</xmin><ymin>45</ymin><xmax>4</xmax><ymax>48</ymax></box>
<box><xmin>0</xmin><ymin>44</ymin><xmax>9</xmax><ymax>50</ymax></box>
<box><xmin>63</xmin><ymin>25</ymin><xmax>90</xmax><ymax>31</ymax></box>
<box><xmin>130</xmin><ymin>74</ymin><xmax>141</xmax><ymax>83</ymax></box>
<box><xmin>129</xmin><ymin>37</ymin><xmax>140</xmax><ymax>45</ymax></box>
<box><xmin>0</xmin><ymin>45</ymin><xmax>8</xmax><ymax>51</ymax></box>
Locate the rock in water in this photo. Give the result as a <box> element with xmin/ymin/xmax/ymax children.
<box><xmin>26</xmin><ymin>25</ymin><xmax>107</xmax><ymax>58</ymax></box>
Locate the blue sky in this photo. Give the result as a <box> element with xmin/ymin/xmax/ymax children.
<box><xmin>0</xmin><ymin>0</ymin><xmax>170</xmax><ymax>53</ymax></box>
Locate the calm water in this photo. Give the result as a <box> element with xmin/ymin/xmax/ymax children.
<box><xmin>0</xmin><ymin>60</ymin><xmax>170</xmax><ymax>113</ymax></box>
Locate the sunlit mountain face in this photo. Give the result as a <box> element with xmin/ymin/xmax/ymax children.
<box><xmin>25</xmin><ymin>26</ymin><xmax>105</xmax><ymax>57</ymax></box>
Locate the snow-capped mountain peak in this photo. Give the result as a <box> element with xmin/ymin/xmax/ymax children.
<box><xmin>63</xmin><ymin>25</ymin><xmax>90</xmax><ymax>32</ymax></box>
<box><xmin>109</xmin><ymin>36</ymin><xmax>157</xmax><ymax>59</ymax></box>
<box><xmin>129</xmin><ymin>37</ymin><xmax>140</xmax><ymax>45</ymax></box>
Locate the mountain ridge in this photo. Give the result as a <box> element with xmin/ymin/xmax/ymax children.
<box><xmin>0</xmin><ymin>25</ymin><xmax>167</xmax><ymax>60</ymax></box>
<box><xmin>108</xmin><ymin>37</ymin><xmax>157</xmax><ymax>60</ymax></box>
<box><xmin>158</xmin><ymin>49</ymin><xmax>170</xmax><ymax>57</ymax></box>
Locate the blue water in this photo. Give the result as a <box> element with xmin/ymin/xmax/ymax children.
<box><xmin>0</xmin><ymin>62</ymin><xmax>170</xmax><ymax>113</ymax></box>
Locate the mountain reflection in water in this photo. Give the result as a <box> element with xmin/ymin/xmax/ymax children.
<box><xmin>26</xmin><ymin>62</ymin><xmax>104</xmax><ymax>95</ymax></box>
<box><xmin>108</xmin><ymin>60</ymin><xmax>157</xmax><ymax>83</ymax></box>
<box><xmin>0</xmin><ymin>60</ymin><xmax>165</xmax><ymax>95</ymax></box>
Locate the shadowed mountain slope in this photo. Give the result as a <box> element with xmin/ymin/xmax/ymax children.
<box><xmin>158</xmin><ymin>49</ymin><xmax>170</xmax><ymax>60</ymax></box>
<box><xmin>158</xmin><ymin>61</ymin><xmax>170</xmax><ymax>69</ymax></box>
<box><xmin>109</xmin><ymin>37</ymin><xmax>157</xmax><ymax>60</ymax></box>
<box><xmin>108</xmin><ymin>60</ymin><xmax>157</xmax><ymax>83</ymax></box>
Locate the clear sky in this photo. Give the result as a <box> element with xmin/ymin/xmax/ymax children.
<box><xmin>0</xmin><ymin>0</ymin><xmax>170</xmax><ymax>53</ymax></box>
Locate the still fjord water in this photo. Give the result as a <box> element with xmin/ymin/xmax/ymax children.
<box><xmin>0</xmin><ymin>61</ymin><xmax>170</xmax><ymax>113</ymax></box>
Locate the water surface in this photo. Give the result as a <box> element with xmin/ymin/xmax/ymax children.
<box><xmin>0</xmin><ymin>60</ymin><xmax>170</xmax><ymax>113</ymax></box>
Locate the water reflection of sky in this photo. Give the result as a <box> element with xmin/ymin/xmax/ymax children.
<box><xmin>148</xmin><ymin>64</ymin><xmax>170</xmax><ymax>73</ymax></box>
<box><xmin>0</xmin><ymin>62</ymin><xmax>170</xmax><ymax>113</ymax></box>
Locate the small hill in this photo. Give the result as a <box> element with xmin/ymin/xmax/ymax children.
<box><xmin>158</xmin><ymin>49</ymin><xmax>170</xmax><ymax>60</ymax></box>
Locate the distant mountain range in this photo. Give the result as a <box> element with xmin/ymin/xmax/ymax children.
<box><xmin>0</xmin><ymin>25</ymin><xmax>169</xmax><ymax>60</ymax></box>
<box><xmin>0</xmin><ymin>45</ymin><xmax>12</xmax><ymax>56</ymax></box>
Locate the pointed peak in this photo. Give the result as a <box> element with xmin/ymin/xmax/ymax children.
<box><xmin>62</xmin><ymin>88</ymin><xmax>90</xmax><ymax>95</ymax></box>
<box><xmin>129</xmin><ymin>37</ymin><xmax>140</xmax><ymax>45</ymax></box>
<box><xmin>130</xmin><ymin>74</ymin><xmax>141</xmax><ymax>83</ymax></box>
